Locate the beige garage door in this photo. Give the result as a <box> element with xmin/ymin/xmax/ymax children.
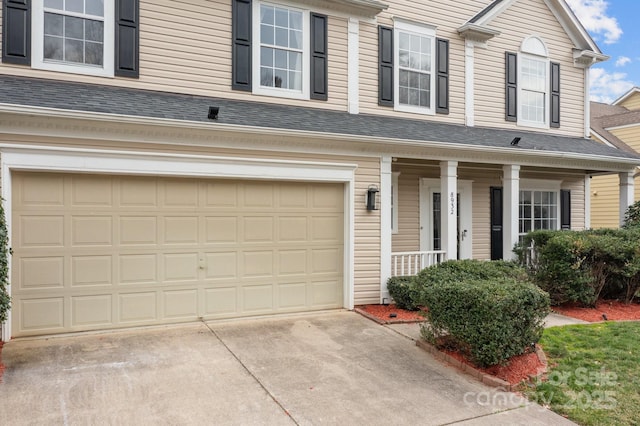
<box><xmin>11</xmin><ymin>172</ymin><xmax>344</xmax><ymax>337</ymax></box>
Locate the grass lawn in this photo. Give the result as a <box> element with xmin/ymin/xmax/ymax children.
<box><xmin>526</xmin><ymin>322</ymin><xmax>640</xmax><ymax>425</ymax></box>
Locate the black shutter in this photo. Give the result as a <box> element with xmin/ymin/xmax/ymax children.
<box><xmin>115</xmin><ymin>0</ymin><xmax>139</xmax><ymax>77</ymax></box>
<box><xmin>2</xmin><ymin>0</ymin><xmax>31</xmax><ymax>65</ymax></box>
<box><xmin>436</xmin><ymin>38</ymin><xmax>449</xmax><ymax>114</ymax></box>
<box><xmin>560</xmin><ymin>190</ymin><xmax>571</xmax><ymax>230</ymax></box>
<box><xmin>310</xmin><ymin>13</ymin><xmax>328</xmax><ymax>100</ymax></box>
<box><xmin>550</xmin><ymin>62</ymin><xmax>560</xmax><ymax>128</ymax></box>
<box><xmin>232</xmin><ymin>0</ymin><xmax>252</xmax><ymax>91</ymax></box>
<box><xmin>505</xmin><ymin>52</ymin><xmax>517</xmax><ymax>122</ymax></box>
<box><xmin>378</xmin><ymin>26</ymin><xmax>393</xmax><ymax>106</ymax></box>
<box><xmin>490</xmin><ymin>187</ymin><xmax>503</xmax><ymax>260</ymax></box>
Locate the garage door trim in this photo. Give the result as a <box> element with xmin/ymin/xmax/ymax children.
<box><xmin>1</xmin><ymin>146</ymin><xmax>357</xmax><ymax>340</ymax></box>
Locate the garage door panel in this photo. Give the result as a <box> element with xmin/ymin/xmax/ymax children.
<box><xmin>119</xmin><ymin>292</ymin><xmax>157</xmax><ymax>322</ymax></box>
<box><xmin>243</xmin><ymin>217</ymin><xmax>274</xmax><ymax>242</ymax></box>
<box><xmin>120</xmin><ymin>217</ymin><xmax>157</xmax><ymax>245</ymax></box>
<box><xmin>205</xmin><ymin>252</ymin><xmax>238</xmax><ymax>279</ymax></box>
<box><xmin>13</xmin><ymin>173</ymin><xmax>344</xmax><ymax>336</ymax></box>
<box><xmin>72</xmin><ymin>255</ymin><xmax>112</xmax><ymax>286</ymax></box>
<box><xmin>163</xmin><ymin>253</ymin><xmax>199</xmax><ymax>282</ymax></box>
<box><xmin>205</xmin><ymin>217</ymin><xmax>238</xmax><ymax>243</ymax></box>
<box><xmin>20</xmin><ymin>257</ymin><xmax>64</xmax><ymax>289</ymax></box>
<box><xmin>72</xmin><ymin>216</ymin><xmax>113</xmax><ymax>246</ymax></box>
<box><xmin>72</xmin><ymin>294</ymin><xmax>112</xmax><ymax>326</ymax></box>
<box><xmin>164</xmin><ymin>290</ymin><xmax>198</xmax><ymax>319</ymax></box>
<box><xmin>20</xmin><ymin>298</ymin><xmax>65</xmax><ymax>330</ymax></box>
<box><xmin>163</xmin><ymin>217</ymin><xmax>199</xmax><ymax>244</ymax></box>
<box><xmin>71</xmin><ymin>176</ymin><xmax>113</xmax><ymax>206</ymax></box>
<box><xmin>20</xmin><ymin>216</ymin><xmax>64</xmax><ymax>247</ymax></box>
<box><xmin>119</xmin><ymin>254</ymin><xmax>158</xmax><ymax>284</ymax></box>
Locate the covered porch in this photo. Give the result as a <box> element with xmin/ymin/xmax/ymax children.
<box><xmin>383</xmin><ymin>157</ymin><xmax>637</xmax><ymax>301</ymax></box>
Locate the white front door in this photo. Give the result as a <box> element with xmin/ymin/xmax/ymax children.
<box><xmin>420</xmin><ymin>179</ymin><xmax>473</xmax><ymax>259</ymax></box>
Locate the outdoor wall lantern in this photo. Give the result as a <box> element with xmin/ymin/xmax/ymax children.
<box><xmin>366</xmin><ymin>184</ymin><xmax>379</xmax><ymax>211</ymax></box>
<box><xmin>510</xmin><ymin>137</ymin><xmax>521</xmax><ymax>146</ymax></box>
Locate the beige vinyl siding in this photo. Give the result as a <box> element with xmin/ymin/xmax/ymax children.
<box><xmin>590</xmin><ymin>174</ymin><xmax>620</xmax><ymax>228</ymax></box>
<box><xmin>617</xmin><ymin>93</ymin><xmax>640</xmax><ymax>111</ymax></box>
<box><xmin>2</xmin><ymin>134</ymin><xmax>381</xmax><ymax>305</ymax></box>
<box><xmin>357</xmin><ymin>1</ymin><xmax>489</xmax><ymax>124</ymax></box>
<box><xmin>473</xmin><ymin>0</ymin><xmax>585</xmax><ymax>137</ymax></box>
<box><xmin>0</xmin><ymin>0</ymin><xmax>349</xmax><ymax>111</ymax></box>
<box><xmin>610</xmin><ymin>126</ymin><xmax>640</xmax><ymax>151</ymax></box>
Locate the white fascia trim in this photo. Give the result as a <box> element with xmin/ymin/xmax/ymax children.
<box><xmin>613</xmin><ymin>87</ymin><xmax>640</xmax><ymax>106</ymax></box>
<box><xmin>543</xmin><ymin>0</ymin><xmax>602</xmax><ymax>54</ymax></box>
<box><xmin>0</xmin><ymin>146</ymin><xmax>358</xmax><ymax>340</ymax></box>
<box><xmin>605</xmin><ymin>122</ymin><xmax>640</xmax><ymax>132</ymax></box>
<box><xmin>469</xmin><ymin>0</ymin><xmax>517</xmax><ymax>26</ymax></box>
<box><xmin>2</xmin><ymin>103</ymin><xmax>640</xmax><ymax>169</ymax></box>
<box><xmin>590</xmin><ymin>129</ymin><xmax>618</xmax><ymax>149</ymax></box>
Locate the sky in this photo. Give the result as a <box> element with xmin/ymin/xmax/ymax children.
<box><xmin>565</xmin><ymin>0</ymin><xmax>640</xmax><ymax>104</ymax></box>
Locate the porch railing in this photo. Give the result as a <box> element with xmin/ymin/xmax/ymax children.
<box><xmin>391</xmin><ymin>251</ymin><xmax>447</xmax><ymax>276</ymax></box>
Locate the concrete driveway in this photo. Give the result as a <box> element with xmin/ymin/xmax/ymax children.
<box><xmin>0</xmin><ymin>311</ymin><xmax>574</xmax><ymax>425</ymax></box>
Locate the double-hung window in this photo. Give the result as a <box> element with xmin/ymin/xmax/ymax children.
<box><xmin>32</xmin><ymin>0</ymin><xmax>115</xmax><ymax>77</ymax></box>
<box><xmin>394</xmin><ymin>20</ymin><xmax>436</xmax><ymax>115</ymax></box>
<box><xmin>253</xmin><ymin>2</ymin><xmax>309</xmax><ymax>99</ymax></box>
<box><xmin>518</xmin><ymin>183</ymin><xmax>560</xmax><ymax>241</ymax></box>
<box><xmin>517</xmin><ymin>37</ymin><xmax>549</xmax><ymax>128</ymax></box>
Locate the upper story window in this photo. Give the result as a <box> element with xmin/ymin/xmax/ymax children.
<box><xmin>394</xmin><ymin>20</ymin><xmax>436</xmax><ymax>115</ymax></box>
<box><xmin>506</xmin><ymin>36</ymin><xmax>560</xmax><ymax>129</ymax></box>
<box><xmin>252</xmin><ymin>2</ymin><xmax>309</xmax><ymax>99</ymax></box>
<box><xmin>518</xmin><ymin>37</ymin><xmax>549</xmax><ymax>128</ymax></box>
<box><xmin>32</xmin><ymin>0</ymin><xmax>115</xmax><ymax>77</ymax></box>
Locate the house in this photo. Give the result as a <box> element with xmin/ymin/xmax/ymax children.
<box><xmin>589</xmin><ymin>88</ymin><xmax>640</xmax><ymax>228</ymax></box>
<box><xmin>1</xmin><ymin>0</ymin><xmax>638</xmax><ymax>340</ymax></box>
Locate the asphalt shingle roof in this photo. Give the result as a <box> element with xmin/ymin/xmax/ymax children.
<box><xmin>1</xmin><ymin>75</ymin><xmax>638</xmax><ymax>162</ymax></box>
<box><xmin>590</xmin><ymin>102</ymin><xmax>638</xmax><ymax>154</ymax></box>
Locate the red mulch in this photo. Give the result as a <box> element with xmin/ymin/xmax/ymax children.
<box><xmin>358</xmin><ymin>304</ymin><xmax>543</xmax><ymax>386</ymax></box>
<box><xmin>553</xmin><ymin>299</ymin><xmax>640</xmax><ymax>322</ymax></box>
<box><xmin>357</xmin><ymin>304</ymin><xmax>427</xmax><ymax>323</ymax></box>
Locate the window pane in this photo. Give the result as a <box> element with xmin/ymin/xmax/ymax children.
<box><xmin>260</xmin><ymin>5</ymin><xmax>274</xmax><ymax>24</ymax></box>
<box><xmin>409</xmin><ymin>52</ymin><xmax>419</xmax><ymax>69</ymax></box>
<box><xmin>408</xmin><ymin>89</ymin><xmax>419</xmax><ymax>105</ymax></box>
<box><xmin>275</xmin><ymin>27</ymin><xmax>288</xmax><ymax>47</ymax></box>
<box><xmin>44</xmin><ymin>0</ymin><xmax>63</xmax><ymax>10</ymax></box>
<box><xmin>66</xmin><ymin>0</ymin><xmax>84</xmax><ymax>13</ymax></box>
<box><xmin>289</xmin><ymin>10</ymin><xmax>302</xmax><ymax>30</ymax></box>
<box><xmin>420</xmin><ymin>54</ymin><xmax>430</xmax><ymax>72</ymax></box>
<box><xmin>64</xmin><ymin>38</ymin><xmax>84</xmax><ymax>63</ymax></box>
<box><xmin>399</xmin><ymin>32</ymin><xmax>410</xmax><ymax>50</ymax></box>
<box><xmin>410</xmin><ymin>34</ymin><xmax>420</xmax><ymax>52</ymax></box>
<box><xmin>274</xmin><ymin>68</ymin><xmax>287</xmax><ymax>88</ymax></box>
<box><xmin>289</xmin><ymin>51</ymin><xmax>301</xmax><ymax>71</ymax></box>
<box><xmin>86</xmin><ymin>0</ymin><xmax>104</xmax><ymax>16</ymax></box>
<box><xmin>261</xmin><ymin>24</ymin><xmax>274</xmax><ymax>45</ymax></box>
<box><xmin>399</xmin><ymin>69</ymin><xmax>408</xmax><ymax>86</ymax></box>
<box><xmin>399</xmin><ymin>50</ymin><xmax>409</xmax><ymax>67</ymax></box>
<box><xmin>65</xmin><ymin>16</ymin><xmax>84</xmax><ymax>39</ymax></box>
<box><xmin>399</xmin><ymin>87</ymin><xmax>408</xmax><ymax>104</ymax></box>
<box><xmin>274</xmin><ymin>48</ymin><xmax>287</xmax><ymax>68</ymax></box>
<box><xmin>419</xmin><ymin>73</ymin><xmax>430</xmax><ymax>90</ymax></box>
<box><xmin>408</xmin><ymin>71</ymin><xmax>419</xmax><ymax>88</ymax></box>
<box><xmin>44</xmin><ymin>36</ymin><xmax>63</xmax><ymax>60</ymax></box>
<box><xmin>275</xmin><ymin>8</ymin><xmax>288</xmax><ymax>27</ymax></box>
<box><xmin>289</xmin><ymin>71</ymin><xmax>301</xmax><ymax>90</ymax></box>
<box><xmin>261</xmin><ymin>67</ymin><xmax>273</xmax><ymax>86</ymax></box>
<box><xmin>44</xmin><ymin>12</ymin><xmax>63</xmax><ymax>36</ymax></box>
<box><xmin>289</xmin><ymin>29</ymin><xmax>302</xmax><ymax>50</ymax></box>
<box><xmin>85</xmin><ymin>19</ymin><xmax>103</xmax><ymax>42</ymax></box>
<box><xmin>85</xmin><ymin>41</ymin><xmax>103</xmax><ymax>65</ymax></box>
<box><xmin>261</xmin><ymin>47</ymin><xmax>273</xmax><ymax>67</ymax></box>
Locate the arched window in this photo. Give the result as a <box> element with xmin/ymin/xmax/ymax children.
<box><xmin>519</xmin><ymin>36</ymin><xmax>549</xmax><ymax>127</ymax></box>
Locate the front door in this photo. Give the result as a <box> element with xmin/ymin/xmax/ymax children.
<box><xmin>420</xmin><ymin>179</ymin><xmax>473</xmax><ymax>259</ymax></box>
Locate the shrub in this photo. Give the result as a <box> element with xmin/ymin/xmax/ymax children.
<box><xmin>413</xmin><ymin>259</ymin><xmax>528</xmax><ymax>303</ymax></box>
<box><xmin>623</xmin><ymin>200</ymin><xmax>640</xmax><ymax>229</ymax></box>
<box><xmin>386</xmin><ymin>276</ymin><xmax>419</xmax><ymax>310</ymax></box>
<box><xmin>421</xmin><ymin>277</ymin><xmax>550</xmax><ymax>368</ymax></box>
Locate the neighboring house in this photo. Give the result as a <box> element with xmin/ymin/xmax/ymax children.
<box><xmin>590</xmin><ymin>89</ymin><xmax>640</xmax><ymax>228</ymax></box>
<box><xmin>1</xmin><ymin>0</ymin><xmax>638</xmax><ymax>339</ymax></box>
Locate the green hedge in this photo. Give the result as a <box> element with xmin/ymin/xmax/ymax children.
<box><xmin>421</xmin><ymin>277</ymin><xmax>549</xmax><ymax>367</ymax></box>
<box><xmin>515</xmin><ymin>228</ymin><xmax>640</xmax><ymax>306</ymax></box>
<box><xmin>387</xmin><ymin>276</ymin><xmax>419</xmax><ymax>310</ymax></box>
<box><xmin>0</xmin><ymin>198</ymin><xmax>10</xmax><ymax>323</ymax></box>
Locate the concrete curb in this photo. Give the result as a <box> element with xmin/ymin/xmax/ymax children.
<box><xmin>416</xmin><ymin>339</ymin><xmax>548</xmax><ymax>392</ymax></box>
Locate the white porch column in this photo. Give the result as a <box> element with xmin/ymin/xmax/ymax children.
<box><xmin>503</xmin><ymin>165</ymin><xmax>520</xmax><ymax>260</ymax></box>
<box><xmin>347</xmin><ymin>18</ymin><xmax>360</xmax><ymax>114</ymax></box>
<box><xmin>584</xmin><ymin>175</ymin><xmax>591</xmax><ymax>229</ymax></box>
<box><xmin>619</xmin><ymin>171</ymin><xmax>635</xmax><ymax>226</ymax></box>
<box><xmin>380</xmin><ymin>156</ymin><xmax>392</xmax><ymax>302</ymax></box>
<box><xmin>440</xmin><ymin>161</ymin><xmax>458</xmax><ymax>261</ymax></box>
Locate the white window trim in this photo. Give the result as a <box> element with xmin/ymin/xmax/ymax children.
<box><xmin>31</xmin><ymin>0</ymin><xmax>115</xmax><ymax>78</ymax></box>
<box><xmin>393</xmin><ymin>19</ymin><xmax>436</xmax><ymax>115</ymax></box>
<box><xmin>252</xmin><ymin>0</ymin><xmax>310</xmax><ymax>100</ymax></box>
<box><xmin>391</xmin><ymin>171</ymin><xmax>399</xmax><ymax>234</ymax></box>
<box><xmin>517</xmin><ymin>36</ymin><xmax>550</xmax><ymax>129</ymax></box>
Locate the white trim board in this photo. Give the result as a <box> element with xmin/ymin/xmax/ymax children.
<box><xmin>0</xmin><ymin>146</ymin><xmax>357</xmax><ymax>341</ymax></box>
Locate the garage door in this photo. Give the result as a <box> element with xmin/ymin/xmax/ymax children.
<box><xmin>11</xmin><ymin>172</ymin><xmax>344</xmax><ymax>337</ymax></box>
